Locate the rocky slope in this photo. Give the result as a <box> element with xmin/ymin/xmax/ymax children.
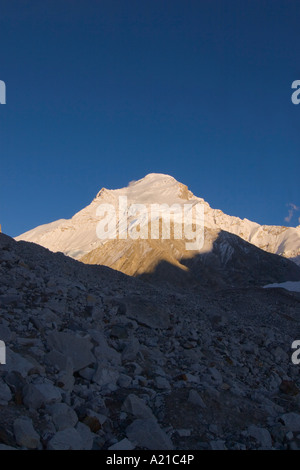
<box><xmin>82</xmin><ymin>228</ymin><xmax>300</xmax><ymax>290</ymax></box>
<box><xmin>1</xmin><ymin>233</ymin><xmax>300</xmax><ymax>450</ymax></box>
<box><xmin>16</xmin><ymin>174</ymin><xmax>300</xmax><ymax>277</ymax></box>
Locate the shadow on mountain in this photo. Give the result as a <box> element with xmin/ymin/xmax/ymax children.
<box><xmin>138</xmin><ymin>230</ymin><xmax>300</xmax><ymax>291</ymax></box>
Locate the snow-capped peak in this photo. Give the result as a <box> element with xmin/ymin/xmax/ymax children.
<box><xmin>15</xmin><ymin>173</ymin><xmax>300</xmax><ymax>265</ymax></box>
<box><xmin>95</xmin><ymin>173</ymin><xmax>195</xmax><ymax>205</ymax></box>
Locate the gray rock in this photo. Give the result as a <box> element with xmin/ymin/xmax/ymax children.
<box><xmin>76</xmin><ymin>422</ymin><xmax>94</xmax><ymax>450</ymax></box>
<box><xmin>122</xmin><ymin>338</ymin><xmax>141</xmax><ymax>363</ymax></box>
<box><xmin>188</xmin><ymin>389</ymin><xmax>206</xmax><ymax>408</ymax></box>
<box><xmin>89</xmin><ymin>330</ymin><xmax>121</xmax><ymax>365</ymax></box>
<box><xmin>209</xmin><ymin>424</ymin><xmax>219</xmax><ymax>435</ymax></box>
<box><xmin>125</xmin><ymin>297</ymin><xmax>170</xmax><ymax>329</ymax></box>
<box><xmin>110</xmin><ymin>325</ymin><xmax>129</xmax><ymax>339</ymax></box>
<box><xmin>56</xmin><ymin>367</ymin><xmax>75</xmax><ymax>392</ymax></box>
<box><xmin>248</xmin><ymin>425</ymin><xmax>272</xmax><ymax>449</ymax></box>
<box><xmin>47</xmin><ymin>427</ymin><xmax>83</xmax><ymax>450</ymax></box>
<box><xmin>289</xmin><ymin>441</ymin><xmax>300</xmax><ymax>450</ymax></box>
<box><xmin>184</xmin><ymin>373</ymin><xmax>200</xmax><ymax>384</ymax></box>
<box><xmin>177</xmin><ymin>429</ymin><xmax>191</xmax><ymax>437</ymax></box>
<box><xmin>126</xmin><ymin>419</ymin><xmax>173</xmax><ymax>450</ymax></box>
<box><xmin>273</xmin><ymin>346</ymin><xmax>288</xmax><ymax>363</ymax></box>
<box><xmin>93</xmin><ymin>365</ymin><xmax>119</xmax><ymax>388</ymax></box>
<box><xmin>208</xmin><ymin>367</ymin><xmax>223</xmax><ymax>385</ymax></box>
<box><xmin>45</xmin><ymin>350</ymin><xmax>74</xmax><ymax>372</ymax></box>
<box><xmin>122</xmin><ymin>394</ymin><xmax>156</xmax><ymax>420</ymax></box>
<box><xmin>45</xmin><ymin>351</ymin><xmax>75</xmax><ymax>391</ymax></box>
<box><xmin>47</xmin><ymin>403</ymin><xmax>78</xmax><ymax>431</ymax></box>
<box><xmin>155</xmin><ymin>376</ymin><xmax>171</xmax><ymax>390</ymax></box>
<box><xmin>79</xmin><ymin>367</ymin><xmax>94</xmax><ymax>381</ymax></box>
<box><xmin>0</xmin><ymin>294</ymin><xmax>23</xmax><ymax>306</ymax></box>
<box><xmin>47</xmin><ymin>332</ymin><xmax>95</xmax><ymax>372</ymax></box>
<box><xmin>0</xmin><ymin>444</ymin><xmax>18</xmax><ymax>450</ymax></box>
<box><xmin>3</xmin><ymin>348</ymin><xmax>34</xmax><ymax>377</ymax></box>
<box><xmin>85</xmin><ymin>409</ymin><xmax>108</xmax><ymax>428</ymax></box>
<box><xmin>0</xmin><ymin>324</ymin><xmax>12</xmax><ymax>342</ymax></box>
<box><xmin>281</xmin><ymin>413</ymin><xmax>300</xmax><ymax>432</ymax></box>
<box><xmin>13</xmin><ymin>418</ymin><xmax>40</xmax><ymax>449</ymax></box>
<box><xmin>210</xmin><ymin>440</ymin><xmax>227</xmax><ymax>450</ymax></box>
<box><xmin>0</xmin><ymin>380</ymin><xmax>12</xmax><ymax>404</ymax></box>
<box><xmin>39</xmin><ymin>420</ymin><xmax>56</xmax><ymax>442</ymax></box>
<box><xmin>3</xmin><ymin>371</ymin><xmax>26</xmax><ymax>397</ymax></box>
<box><xmin>117</xmin><ymin>373</ymin><xmax>132</xmax><ymax>388</ymax></box>
<box><xmin>23</xmin><ymin>382</ymin><xmax>62</xmax><ymax>410</ymax></box>
<box><xmin>109</xmin><ymin>438</ymin><xmax>135</xmax><ymax>450</ymax></box>
<box><xmin>269</xmin><ymin>423</ymin><xmax>287</xmax><ymax>444</ymax></box>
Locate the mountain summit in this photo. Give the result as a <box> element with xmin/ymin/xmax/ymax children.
<box><xmin>16</xmin><ymin>173</ymin><xmax>300</xmax><ymax>288</ymax></box>
<box><xmin>96</xmin><ymin>173</ymin><xmax>194</xmax><ymax>203</ymax></box>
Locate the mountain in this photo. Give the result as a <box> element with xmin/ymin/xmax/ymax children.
<box><xmin>16</xmin><ymin>173</ymin><xmax>300</xmax><ymax>287</ymax></box>
<box><xmin>1</xmin><ymin>231</ymin><xmax>300</xmax><ymax>450</ymax></box>
<box><xmin>80</xmin><ymin>228</ymin><xmax>300</xmax><ymax>290</ymax></box>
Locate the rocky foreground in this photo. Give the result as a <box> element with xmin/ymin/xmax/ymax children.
<box><xmin>1</xmin><ymin>233</ymin><xmax>300</xmax><ymax>450</ymax></box>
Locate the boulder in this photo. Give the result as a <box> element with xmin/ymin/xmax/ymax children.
<box><xmin>23</xmin><ymin>382</ymin><xmax>62</xmax><ymax>410</ymax></box>
<box><xmin>248</xmin><ymin>425</ymin><xmax>272</xmax><ymax>449</ymax></box>
<box><xmin>47</xmin><ymin>332</ymin><xmax>95</xmax><ymax>372</ymax></box>
<box><xmin>126</xmin><ymin>419</ymin><xmax>173</xmax><ymax>450</ymax></box>
<box><xmin>47</xmin><ymin>427</ymin><xmax>83</xmax><ymax>450</ymax></box>
<box><xmin>13</xmin><ymin>418</ymin><xmax>40</xmax><ymax>449</ymax></box>
<box><xmin>122</xmin><ymin>394</ymin><xmax>156</xmax><ymax>420</ymax></box>
<box><xmin>47</xmin><ymin>403</ymin><xmax>78</xmax><ymax>431</ymax></box>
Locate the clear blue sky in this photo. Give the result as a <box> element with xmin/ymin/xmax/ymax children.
<box><xmin>0</xmin><ymin>0</ymin><xmax>299</xmax><ymax>237</ymax></box>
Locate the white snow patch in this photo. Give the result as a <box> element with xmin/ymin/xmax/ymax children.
<box><xmin>263</xmin><ymin>281</ymin><xmax>300</xmax><ymax>293</ymax></box>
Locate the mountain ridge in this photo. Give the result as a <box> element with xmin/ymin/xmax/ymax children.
<box><xmin>15</xmin><ymin>174</ymin><xmax>300</xmax><ymax>282</ymax></box>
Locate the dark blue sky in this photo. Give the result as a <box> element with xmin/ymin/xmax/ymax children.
<box><xmin>0</xmin><ymin>0</ymin><xmax>299</xmax><ymax>236</ymax></box>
